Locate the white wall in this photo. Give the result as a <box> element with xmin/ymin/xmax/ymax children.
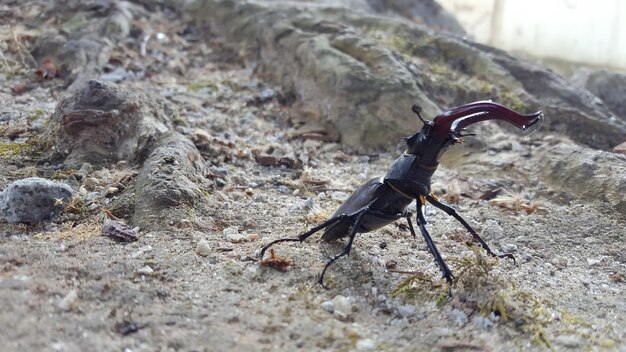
<box><xmin>437</xmin><ymin>0</ymin><xmax>626</xmax><ymax>70</ymax></box>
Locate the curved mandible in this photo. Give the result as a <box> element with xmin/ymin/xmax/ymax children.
<box><xmin>429</xmin><ymin>101</ymin><xmax>543</xmax><ymax>138</ymax></box>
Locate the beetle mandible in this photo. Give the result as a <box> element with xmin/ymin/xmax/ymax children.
<box><xmin>260</xmin><ymin>101</ymin><xmax>543</xmax><ymax>288</ymax></box>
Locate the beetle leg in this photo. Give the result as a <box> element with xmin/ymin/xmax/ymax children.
<box><xmin>425</xmin><ymin>194</ymin><xmax>516</xmax><ymax>263</ymax></box>
<box><xmin>318</xmin><ymin>208</ymin><xmax>369</xmax><ymax>288</ymax></box>
<box><xmin>404</xmin><ymin>214</ymin><xmax>417</xmax><ymax>240</ymax></box>
<box><xmin>415</xmin><ymin>206</ymin><xmax>454</xmax><ymax>286</ymax></box>
<box><xmin>259</xmin><ymin>214</ymin><xmax>352</xmax><ymax>259</ymax></box>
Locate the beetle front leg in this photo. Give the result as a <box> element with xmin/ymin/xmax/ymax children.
<box><xmin>260</xmin><ymin>214</ymin><xmax>353</xmax><ymax>259</ymax></box>
<box><xmin>415</xmin><ymin>206</ymin><xmax>454</xmax><ymax>285</ymax></box>
<box><xmin>403</xmin><ymin>211</ymin><xmax>417</xmax><ymax>240</ymax></box>
<box><xmin>425</xmin><ymin>194</ymin><xmax>515</xmax><ymax>263</ymax></box>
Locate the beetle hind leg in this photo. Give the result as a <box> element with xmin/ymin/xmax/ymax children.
<box><xmin>260</xmin><ymin>214</ymin><xmax>352</xmax><ymax>259</ymax></box>
<box><xmin>318</xmin><ymin>208</ymin><xmax>369</xmax><ymax>288</ymax></box>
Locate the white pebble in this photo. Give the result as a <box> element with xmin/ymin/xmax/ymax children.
<box><xmin>131</xmin><ymin>245</ymin><xmax>152</xmax><ymax>258</ymax></box>
<box><xmin>196</xmin><ymin>239</ymin><xmax>211</xmax><ymax>256</ymax></box>
<box><xmin>331</xmin><ymin>191</ymin><xmax>349</xmax><ymax>202</ymax></box>
<box><xmin>356</xmin><ymin>338</ymin><xmax>376</xmax><ymax>351</ymax></box>
<box><xmin>321</xmin><ymin>300</ymin><xmax>334</xmax><ymax>313</ymax></box>
<box><xmin>555</xmin><ymin>334</ymin><xmax>583</xmax><ymax>348</ymax></box>
<box><xmin>225</xmin><ymin>232</ymin><xmax>247</xmax><ymax>243</ymax></box>
<box><xmin>137</xmin><ymin>265</ymin><xmax>154</xmax><ymax>274</ymax></box>
<box><xmin>501</xmin><ymin>243</ymin><xmax>518</xmax><ymax>253</ymax></box>
<box><xmin>223</xmin><ymin>226</ymin><xmax>246</xmax><ymax>243</ymax></box>
<box><xmin>332</xmin><ymin>295</ymin><xmax>353</xmax><ymax>321</ymax></box>
<box><xmin>58</xmin><ymin>289</ymin><xmax>78</xmax><ymax>311</ymax></box>
<box><xmin>105</xmin><ymin>186</ymin><xmax>119</xmax><ymax>196</ymax></box>
<box><xmin>587</xmin><ymin>258</ymin><xmax>601</xmax><ymax>266</ymax></box>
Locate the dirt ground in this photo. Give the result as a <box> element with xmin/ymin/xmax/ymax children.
<box><xmin>1</xmin><ymin>2</ymin><xmax>625</xmax><ymax>352</ymax></box>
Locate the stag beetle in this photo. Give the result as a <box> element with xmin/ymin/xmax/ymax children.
<box><xmin>260</xmin><ymin>101</ymin><xmax>543</xmax><ymax>288</ymax></box>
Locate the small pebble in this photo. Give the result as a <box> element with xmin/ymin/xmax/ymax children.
<box><xmin>481</xmin><ymin>220</ymin><xmax>503</xmax><ymax>240</ymax></box>
<box><xmin>196</xmin><ymin>239</ymin><xmax>211</xmax><ymax>256</ymax></box>
<box><xmin>260</xmin><ymin>88</ymin><xmax>275</xmax><ymax>102</ymax></box>
<box><xmin>179</xmin><ymin>219</ymin><xmax>193</xmax><ymax>228</ymax></box>
<box><xmin>223</xmin><ymin>226</ymin><xmax>246</xmax><ymax>243</ymax></box>
<box><xmin>321</xmin><ymin>300</ymin><xmax>334</xmax><ymax>313</ymax></box>
<box><xmin>389</xmin><ymin>318</ymin><xmax>408</xmax><ymax>327</ymax></box>
<box><xmin>451</xmin><ymin>308</ymin><xmax>468</xmax><ymax>326</ymax></box>
<box><xmin>555</xmin><ymin>334</ymin><xmax>583</xmax><ymax>348</ymax></box>
<box><xmin>58</xmin><ymin>289</ymin><xmax>78</xmax><ymax>311</ymax></box>
<box><xmin>396</xmin><ymin>305</ymin><xmax>416</xmax><ymax>318</ymax></box>
<box><xmin>137</xmin><ymin>265</ymin><xmax>154</xmax><ymax>274</ymax></box>
<box><xmin>356</xmin><ymin>338</ymin><xmax>376</xmax><ymax>351</ymax></box>
<box><xmin>501</xmin><ymin>243</ymin><xmax>518</xmax><ymax>253</ymax></box>
<box><xmin>330</xmin><ymin>191</ymin><xmax>349</xmax><ymax>202</ymax></box>
<box><xmin>104</xmin><ymin>186</ymin><xmax>119</xmax><ymax>196</ymax></box>
<box><xmin>131</xmin><ymin>245</ymin><xmax>152</xmax><ymax>258</ymax></box>
<box><xmin>587</xmin><ymin>258</ymin><xmax>601</xmax><ymax>266</ymax></box>
<box><xmin>50</xmin><ymin>342</ymin><xmax>66</xmax><ymax>351</ymax></box>
<box><xmin>432</xmin><ymin>327</ymin><xmax>452</xmax><ymax>337</ymax></box>
<box><xmin>472</xmin><ymin>315</ymin><xmax>494</xmax><ymax>329</ymax></box>
<box><xmin>192</xmin><ymin>129</ymin><xmax>212</xmax><ymax>143</ymax></box>
<box><xmin>83</xmin><ymin>177</ymin><xmax>100</xmax><ymax>190</ymax></box>
<box><xmin>332</xmin><ymin>295</ymin><xmax>353</xmax><ymax>321</ymax></box>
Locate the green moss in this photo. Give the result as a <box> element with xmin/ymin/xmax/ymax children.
<box><xmin>0</xmin><ymin>142</ymin><xmax>32</xmax><ymax>157</ymax></box>
<box><xmin>51</xmin><ymin>168</ymin><xmax>77</xmax><ymax>180</ymax></box>
<box><xmin>391</xmin><ymin>272</ymin><xmax>445</xmax><ymax>302</ymax></box>
<box><xmin>172</xmin><ymin>115</ymin><xmax>187</xmax><ymax>127</ymax></box>
<box><xmin>187</xmin><ymin>81</ymin><xmax>220</xmax><ymax>93</ymax></box>
<box><xmin>187</xmin><ymin>82</ymin><xmax>203</xmax><ymax>92</ymax></box>
<box><xmin>29</xmin><ymin>108</ymin><xmax>47</xmax><ymax>119</ymax></box>
<box><xmin>0</xmin><ymin>139</ymin><xmax>49</xmax><ymax>160</ymax></box>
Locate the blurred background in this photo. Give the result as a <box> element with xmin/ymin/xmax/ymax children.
<box><xmin>438</xmin><ymin>0</ymin><xmax>626</xmax><ymax>73</ymax></box>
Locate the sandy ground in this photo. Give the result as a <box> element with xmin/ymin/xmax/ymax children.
<box><xmin>0</xmin><ymin>2</ymin><xmax>624</xmax><ymax>352</ymax></box>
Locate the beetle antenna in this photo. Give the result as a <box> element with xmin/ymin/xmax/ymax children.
<box><xmin>411</xmin><ymin>104</ymin><xmax>427</xmax><ymax>124</ymax></box>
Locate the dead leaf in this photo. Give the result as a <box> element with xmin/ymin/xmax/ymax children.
<box><xmin>35</xmin><ymin>58</ymin><xmax>59</xmax><ymax>80</ymax></box>
<box><xmin>260</xmin><ymin>249</ymin><xmax>293</xmax><ymax>271</ymax></box>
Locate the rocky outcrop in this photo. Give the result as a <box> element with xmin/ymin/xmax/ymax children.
<box><xmin>540</xmin><ymin>145</ymin><xmax>626</xmax><ymax>216</ymax></box>
<box><xmin>133</xmin><ymin>133</ymin><xmax>210</xmax><ymax>229</ymax></box>
<box><xmin>182</xmin><ymin>0</ymin><xmax>625</xmax><ymax>151</ymax></box>
<box><xmin>570</xmin><ymin>69</ymin><xmax>626</xmax><ymax>123</ymax></box>
<box><xmin>47</xmin><ymin>80</ymin><xmax>170</xmax><ymax>167</ymax></box>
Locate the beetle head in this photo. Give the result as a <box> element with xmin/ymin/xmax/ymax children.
<box><xmin>405</xmin><ymin>101</ymin><xmax>543</xmax><ymax>165</ymax></box>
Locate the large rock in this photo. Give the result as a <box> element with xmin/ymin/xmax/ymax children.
<box><xmin>332</xmin><ymin>0</ymin><xmax>465</xmax><ymax>34</ymax></box>
<box><xmin>47</xmin><ymin>80</ymin><xmax>170</xmax><ymax>167</ymax></box>
<box><xmin>0</xmin><ymin>178</ymin><xmax>74</xmax><ymax>224</ymax></box>
<box><xmin>181</xmin><ymin>0</ymin><xmax>625</xmax><ymax>151</ymax></box>
<box><xmin>570</xmin><ymin>69</ymin><xmax>626</xmax><ymax>123</ymax></box>
<box><xmin>540</xmin><ymin>145</ymin><xmax>626</xmax><ymax>216</ymax></box>
<box><xmin>133</xmin><ymin>133</ymin><xmax>210</xmax><ymax>229</ymax></box>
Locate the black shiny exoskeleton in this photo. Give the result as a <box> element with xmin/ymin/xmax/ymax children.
<box><xmin>260</xmin><ymin>101</ymin><xmax>543</xmax><ymax>288</ymax></box>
